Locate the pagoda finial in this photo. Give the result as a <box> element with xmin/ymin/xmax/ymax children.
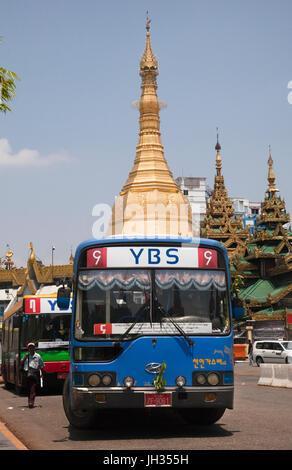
<box><xmin>4</xmin><ymin>244</ymin><xmax>14</xmax><ymax>270</ymax></box>
<box><xmin>267</xmin><ymin>146</ymin><xmax>279</xmax><ymax>193</ymax></box>
<box><xmin>215</xmin><ymin>128</ymin><xmax>222</xmax><ymax>176</ymax></box>
<box><xmin>146</xmin><ymin>11</ymin><xmax>151</xmax><ymax>31</ymax></box>
<box><xmin>28</xmin><ymin>241</ymin><xmax>36</xmax><ymax>262</ymax></box>
<box><xmin>140</xmin><ymin>13</ymin><xmax>158</xmax><ymax>78</ymax></box>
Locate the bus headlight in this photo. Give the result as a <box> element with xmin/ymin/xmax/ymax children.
<box><xmin>102</xmin><ymin>374</ymin><xmax>113</xmax><ymax>386</ymax></box>
<box><xmin>123</xmin><ymin>376</ymin><xmax>134</xmax><ymax>388</ymax></box>
<box><xmin>88</xmin><ymin>374</ymin><xmax>101</xmax><ymax>387</ymax></box>
<box><xmin>207</xmin><ymin>373</ymin><xmax>220</xmax><ymax>386</ymax></box>
<box><xmin>196</xmin><ymin>374</ymin><xmax>206</xmax><ymax>385</ymax></box>
<box><xmin>175</xmin><ymin>376</ymin><xmax>186</xmax><ymax>388</ymax></box>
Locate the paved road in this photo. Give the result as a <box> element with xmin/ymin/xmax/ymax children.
<box><xmin>0</xmin><ymin>362</ymin><xmax>291</xmax><ymax>451</ymax></box>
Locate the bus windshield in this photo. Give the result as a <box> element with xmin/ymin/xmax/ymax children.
<box><xmin>21</xmin><ymin>313</ymin><xmax>71</xmax><ymax>348</ymax></box>
<box><xmin>76</xmin><ymin>268</ymin><xmax>230</xmax><ymax>340</ymax></box>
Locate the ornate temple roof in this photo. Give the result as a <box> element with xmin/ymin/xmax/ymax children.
<box><xmin>233</xmin><ymin>151</ymin><xmax>292</xmax><ymax>323</ymax></box>
<box><xmin>200</xmin><ymin>135</ymin><xmax>249</xmax><ymax>260</ymax></box>
<box><xmin>0</xmin><ymin>243</ymin><xmax>73</xmax><ymax>295</ymax></box>
<box><xmin>106</xmin><ymin>18</ymin><xmax>193</xmax><ymax>237</ymax></box>
<box><xmin>239</xmin><ymin>151</ymin><xmax>292</xmax><ymax>266</ymax></box>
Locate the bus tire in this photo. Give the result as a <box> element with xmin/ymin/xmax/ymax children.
<box><xmin>2</xmin><ymin>369</ymin><xmax>13</xmax><ymax>390</ymax></box>
<box><xmin>179</xmin><ymin>407</ymin><xmax>226</xmax><ymax>425</ymax></box>
<box><xmin>62</xmin><ymin>376</ymin><xmax>96</xmax><ymax>429</ymax></box>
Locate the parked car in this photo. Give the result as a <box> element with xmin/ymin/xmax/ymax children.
<box><xmin>253</xmin><ymin>340</ymin><xmax>292</xmax><ymax>366</ymax></box>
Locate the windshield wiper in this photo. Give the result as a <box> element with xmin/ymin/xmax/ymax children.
<box><xmin>115</xmin><ymin>314</ymin><xmax>143</xmax><ymax>343</ymax></box>
<box><xmin>157</xmin><ymin>303</ymin><xmax>194</xmax><ymax>346</ymax></box>
<box><xmin>115</xmin><ymin>300</ymin><xmax>151</xmax><ymax>343</ymax></box>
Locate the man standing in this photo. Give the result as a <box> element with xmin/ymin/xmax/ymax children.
<box><xmin>248</xmin><ymin>339</ymin><xmax>253</xmax><ymax>366</ymax></box>
<box><xmin>21</xmin><ymin>343</ymin><xmax>44</xmax><ymax>408</ymax></box>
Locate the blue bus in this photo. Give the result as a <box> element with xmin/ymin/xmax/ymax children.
<box><xmin>58</xmin><ymin>237</ymin><xmax>234</xmax><ymax>429</ymax></box>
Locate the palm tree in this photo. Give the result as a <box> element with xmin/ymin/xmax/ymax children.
<box><xmin>0</xmin><ymin>37</ymin><xmax>19</xmax><ymax>113</ymax></box>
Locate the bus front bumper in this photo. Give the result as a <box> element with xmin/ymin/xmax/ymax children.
<box><xmin>70</xmin><ymin>386</ymin><xmax>234</xmax><ymax>411</ymax></box>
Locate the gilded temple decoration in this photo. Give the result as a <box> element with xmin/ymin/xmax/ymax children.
<box><xmin>200</xmin><ymin>135</ymin><xmax>249</xmax><ymax>260</ymax></box>
<box><xmin>0</xmin><ymin>242</ymin><xmax>73</xmax><ymax>295</ymax></box>
<box><xmin>233</xmin><ymin>152</ymin><xmax>292</xmax><ymax>332</ymax></box>
<box><xmin>107</xmin><ymin>19</ymin><xmax>193</xmax><ymax>237</ymax></box>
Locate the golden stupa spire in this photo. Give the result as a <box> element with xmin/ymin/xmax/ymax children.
<box><xmin>107</xmin><ymin>18</ymin><xmax>193</xmax><ymax>237</ymax></box>
<box><xmin>267</xmin><ymin>146</ymin><xmax>279</xmax><ymax>193</ymax></box>
<box><xmin>120</xmin><ymin>17</ymin><xmax>179</xmax><ymax>195</ymax></box>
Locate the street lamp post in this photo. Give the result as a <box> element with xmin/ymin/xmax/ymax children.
<box><xmin>52</xmin><ymin>246</ymin><xmax>55</xmax><ymax>279</ymax></box>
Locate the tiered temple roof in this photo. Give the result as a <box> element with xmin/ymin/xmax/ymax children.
<box><xmin>200</xmin><ymin>136</ymin><xmax>249</xmax><ymax>261</ymax></box>
<box><xmin>232</xmin><ymin>151</ymin><xmax>292</xmax><ymax>335</ymax></box>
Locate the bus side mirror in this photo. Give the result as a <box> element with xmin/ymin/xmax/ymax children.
<box><xmin>57</xmin><ymin>286</ymin><xmax>71</xmax><ymax>310</ymax></box>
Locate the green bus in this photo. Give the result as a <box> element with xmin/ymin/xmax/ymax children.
<box><xmin>1</xmin><ymin>294</ymin><xmax>71</xmax><ymax>392</ymax></box>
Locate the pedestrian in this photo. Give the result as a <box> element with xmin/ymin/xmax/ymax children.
<box><xmin>248</xmin><ymin>339</ymin><xmax>253</xmax><ymax>366</ymax></box>
<box><xmin>21</xmin><ymin>342</ymin><xmax>44</xmax><ymax>408</ymax></box>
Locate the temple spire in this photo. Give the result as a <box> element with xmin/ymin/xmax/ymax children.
<box><xmin>119</xmin><ymin>18</ymin><xmax>181</xmax><ymax>195</ymax></box>
<box><xmin>267</xmin><ymin>146</ymin><xmax>279</xmax><ymax>194</ymax></box>
<box><xmin>139</xmin><ymin>13</ymin><xmax>158</xmax><ymax>77</ymax></box>
<box><xmin>106</xmin><ymin>20</ymin><xmax>193</xmax><ymax>237</ymax></box>
<box><xmin>215</xmin><ymin>129</ymin><xmax>222</xmax><ymax>177</ymax></box>
<box><xmin>200</xmin><ymin>133</ymin><xmax>249</xmax><ymax>260</ymax></box>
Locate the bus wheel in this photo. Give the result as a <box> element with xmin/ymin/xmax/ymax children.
<box><xmin>179</xmin><ymin>407</ymin><xmax>226</xmax><ymax>425</ymax></box>
<box><xmin>62</xmin><ymin>376</ymin><xmax>96</xmax><ymax>429</ymax></box>
<box><xmin>2</xmin><ymin>371</ymin><xmax>13</xmax><ymax>390</ymax></box>
<box><xmin>4</xmin><ymin>380</ymin><xmax>13</xmax><ymax>390</ymax></box>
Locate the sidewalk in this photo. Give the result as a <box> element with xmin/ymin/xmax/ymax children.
<box><xmin>0</xmin><ymin>420</ymin><xmax>27</xmax><ymax>450</ymax></box>
<box><xmin>0</xmin><ymin>376</ymin><xmax>27</xmax><ymax>450</ymax></box>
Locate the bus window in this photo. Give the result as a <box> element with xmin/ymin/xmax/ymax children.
<box><xmin>12</xmin><ymin>318</ymin><xmax>20</xmax><ymax>352</ymax></box>
<box><xmin>76</xmin><ymin>270</ymin><xmax>151</xmax><ymax>340</ymax></box>
<box><xmin>155</xmin><ymin>270</ymin><xmax>230</xmax><ymax>333</ymax></box>
<box><xmin>8</xmin><ymin>319</ymin><xmax>13</xmax><ymax>351</ymax></box>
<box><xmin>76</xmin><ymin>268</ymin><xmax>230</xmax><ymax>340</ymax></box>
<box><xmin>41</xmin><ymin>314</ymin><xmax>70</xmax><ymax>342</ymax></box>
<box><xmin>21</xmin><ymin>313</ymin><xmax>71</xmax><ymax>347</ymax></box>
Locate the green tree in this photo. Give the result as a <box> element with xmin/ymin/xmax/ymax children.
<box><xmin>0</xmin><ymin>37</ymin><xmax>19</xmax><ymax>113</ymax></box>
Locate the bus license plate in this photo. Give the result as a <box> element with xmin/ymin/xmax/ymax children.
<box><xmin>144</xmin><ymin>392</ymin><xmax>172</xmax><ymax>407</ymax></box>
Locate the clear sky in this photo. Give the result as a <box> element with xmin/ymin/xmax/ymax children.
<box><xmin>1</xmin><ymin>0</ymin><xmax>292</xmax><ymax>266</ymax></box>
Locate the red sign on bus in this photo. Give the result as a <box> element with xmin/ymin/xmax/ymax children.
<box><xmin>94</xmin><ymin>324</ymin><xmax>112</xmax><ymax>335</ymax></box>
<box><xmin>25</xmin><ymin>298</ymin><xmax>41</xmax><ymax>314</ymax></box>
<box><xmin>198</xmin><ymin>248</ymin><xmax>218</xmax><ymax>268</ymax></box>
<box><xmin>87</xmin><ymin>248</ymin><xmax>107</xmax><ymax>268</ymax></box>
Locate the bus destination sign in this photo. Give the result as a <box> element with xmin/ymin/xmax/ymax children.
<box><xmin>86</xmin><ymin>246</ymin><xmax>218</xmax><ymax>269</ymax></box>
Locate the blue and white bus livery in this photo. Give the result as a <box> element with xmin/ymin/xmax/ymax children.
<box><xmin>59</xmin><ymin>237</ymin><xmax>234</xmax><ymax>429</ymax></box>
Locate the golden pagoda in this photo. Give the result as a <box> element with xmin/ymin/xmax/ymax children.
<box><xmin>106</xmin><ymin>18</ymin><xmax>193</xmax><ymax>237</ymax></box>
<box><xmin>200</xmin><ymin>135</ymin><xmax>249</xmax><ymax>260</ymax></box>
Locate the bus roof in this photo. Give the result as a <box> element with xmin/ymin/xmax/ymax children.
<box><xmin>73</xmin><ymin>236</ymin><xmax>229</xmax><ymax>276</ymax></box>
<box><xmin>3</xmin><ymin>298</ymin><xmax>23</xmax><ymax>322</ymax></box>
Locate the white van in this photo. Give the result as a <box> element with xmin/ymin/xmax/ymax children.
<box><xmin>253</xmin><ymin>340</ymin><xmax>292</xmax><ymax>366</ymax></box>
